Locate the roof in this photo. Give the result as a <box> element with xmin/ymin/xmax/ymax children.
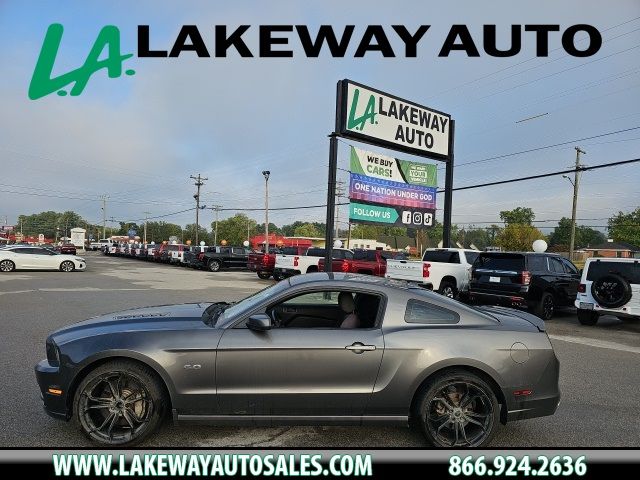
<box><xmin>584</xmin><ymin>241</ymin><xmax>640</xmax><ymax>252</ymax></box>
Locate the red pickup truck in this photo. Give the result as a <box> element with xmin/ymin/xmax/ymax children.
<box><xmin>248</xmin><ymin>246</ymin><xmax>306</xmax><ymax>280</ymax></box>
<box><xmin>318</xmin><ymin>249</ymin><xmax>407</xmax><ymax>277</ymax></box>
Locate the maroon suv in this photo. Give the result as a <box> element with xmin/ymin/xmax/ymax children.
<box><xmin>56</xmin><ymin>244</ymin><xmax>77</xmax><ymax>255</ymax></box>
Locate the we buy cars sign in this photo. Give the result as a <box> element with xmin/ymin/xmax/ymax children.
<box><xmin>339</xmin><ymin>80</ymin><xmax>451</xmax><ymax>160</ymax></box>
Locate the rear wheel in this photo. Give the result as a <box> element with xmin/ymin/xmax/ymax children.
<box><xmin>438</xmin><ymin>280</ymin><xmax>457</xmax><ymax>299</ymax></box>
<box><xmin>60</xmin><ymin>261</ymin><xmax>75</xmax><ymax>272</ymax></box>
<box><xmin>73</xmin><ymin>361</ymin><xmax>165</xmax><ymax>445</ymax></box>
<box><xmin>0</xmin><ymin>260</ymin><xmax>15</xmax><ymax>272</ymax></box>
<box><xmin>208</xmin><ymin>260</ymin><xmax>221</xmax><ymax>272</ymax></box>
<box><xmin>533</xmin><ymin>292</ymin><xmax>555</xmax><ymax>320</ymax></box>
<box><xmin>273</xmin><ymin>272</ymin><xmax>284</xmax><ymax>281</ymax></box>
<box><xmin>414</xmin><ymin>371</ymin><xmax>500</xmax><ymax>447</ymax></box>
<box><xmin>577</xmin><ymin>309</ymin><xmax>599</xmax><ymax>326</ymax></box>
<box><xmin>257</xmin><ymin>272</ymin><xmax>271</xmax><ymax>280</ymax></box>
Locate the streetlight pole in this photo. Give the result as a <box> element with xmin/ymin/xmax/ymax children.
<box><xmin>568</xmin><ymin>146</ymin><xmax>586</xmax><ymax>261</ymax></box>
<box><xmin>143</xmin><ymin>211</ymin><xmax>151</xmax><ymax>245</ymax></box>
<box><xmin>262</xmin><ymin>171</ymin><xmax>270</xmax><ymax>253</ymax></box>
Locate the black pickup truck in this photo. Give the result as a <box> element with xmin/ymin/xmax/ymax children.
<box><xmin>201</xmin><ymin>246</ymin><xmax>251</xmax><ymax>272</ymax></box>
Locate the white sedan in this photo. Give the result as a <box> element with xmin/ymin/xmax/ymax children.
<box><xmin>0</xmin><ymin>245</ymin><xmax>86</xmax><ymax>272</ymax></box>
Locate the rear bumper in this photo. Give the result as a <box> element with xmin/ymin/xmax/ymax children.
<box><xmin>34</xmin><ymin>359</ymin><xmax>70</xmax><ymax>421</ymax></box>
<box><xmin>248</xmin><ymin>264</ymin><xmax>274</xmax><ymax>273</ymax></box>
<box><xmin>469</xmin><ymin>290</ymin><xmax>529</xmax><ymax>308</ymax></box>
<box><xmin>274</xmin><ymin>267</ymin><xmax>300</xmax><ymax>278</ymax></box>
<box><xmin>506</xmin><ymin>394</ymin><xmax>560</xmax><ymax>422</ymax></box>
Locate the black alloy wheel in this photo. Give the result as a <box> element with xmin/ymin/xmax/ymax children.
<box><xmin>60</xmin><ymin>261</ymin><xmax>75</xmax><ymax>272</ymax></box>
<box><xmin>533</xmin><ymin>292</ymin><xmax>555</xmax><ymax>320</ymax></box>
<box><xmin>0</xmin><ymin>260</ymin><xmax>15</xmax><ymax>272</ymax></box>
<box><xmin>209</xmin><ymin>260</ymin><xmax>221</xmax><ymax>272</ymax></box>
<box><xmin>74</xmin><ymin>361</ymin><xmax>164</xmax><ymax>445</ymax></box>
<box><xmin>257</xmin><ymin>271</ymin><xmax>272</xmax><ymax>280</ymax></box>
<box><xmin>416</xmin><ymin>371</ymin><xmax>499</xmax><ymax>447</ymax></box>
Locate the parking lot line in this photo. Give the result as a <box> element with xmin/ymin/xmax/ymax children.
<box><xmin>549</xmin><ymin>334</ymin><xmax>640</xmax><ymax>355</ymax></box>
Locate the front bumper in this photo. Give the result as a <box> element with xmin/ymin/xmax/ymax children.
<box><xmin>75</xmin><ymin>261</ymin><xmax>86</xmax><ymax>271</ymax></box>
<box><xmin>34</xmin><ymin>359</ymin><xmax>70</xmax><ymax>421</ymax></box>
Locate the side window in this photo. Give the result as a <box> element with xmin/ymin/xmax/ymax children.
<box><xmin>405</xmin><ymin>300</ymin><xmax>459</xmax><ymax>325</ymax></box>
<box><xmin>283</xmin><ymin>291</ymin><xmax>339</xmax><ymax>306</ymax></box>
<box><xmin>232</xmin><ymin>248</ymin><xmax>244</xmax><ymax>254</ymax></box>
<box><xmin>219</xmin><ymin>247</ymin><xmax>231</xmax><ymax>255</ymax></box>
<box><xmin>561</xmin><ymin>258</ymin><xmax>578</xmax><ymax>275</ymax></box>
<box><xmin>527</xmin><ymin>255</ymin><xmax>547</xmax><ymax>272</ymax></box>
<box><xmin>549</xmin><ymin>257</ymin><xmax>565</xmax><ymax>273</ymax></box>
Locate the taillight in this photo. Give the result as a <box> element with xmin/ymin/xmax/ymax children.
<box><xmin>341</xmin><ymin>260</ymin><xmax>349</xmax><ymax>272</ymax></box>
<box><xmin>578</xmin><ymin>283</ymin><xmax>586</xmax><ymax>293</ymax></box>
<box><xmin>423</xmin><ymin>263</ymin><xmax>431</xmax><ymax>278</ymax></box>
<box><xmin>294</xmin><ymin>256</ymin><xmax>299</xmax><ymax>267</ymax></box>
<box><xmin>262</xmin><ymin>254</ymin><xmax>269</xmax><ymax>265</ymax></box>
<box><xmin>521</xmin><ymin>271</ymin><xmax>531</xmax><ymax>285</ymax></box>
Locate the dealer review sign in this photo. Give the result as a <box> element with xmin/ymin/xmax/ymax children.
<box><xmin>338</xmin><ymin>80</ymin><xmax>451</xmax><ymax>159</ymax></box>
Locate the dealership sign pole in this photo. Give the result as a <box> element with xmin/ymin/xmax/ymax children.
<box><xmin>324</xmin><ymin>79</ymin><xmax>454</xmax><ymax>271</ymax></box>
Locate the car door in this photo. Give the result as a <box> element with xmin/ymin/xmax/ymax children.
<box><xmin>36</xmin><ymin>248</ymin><xmax>61</xmax><ymax>268</ymax></box>
<box><xmin>560</xmin><ymin>258</ymin><xmax>581</xmax><ymax>303</ymax></box>
<box><xmin>7</xmin><ymin>248</ymin><xmax>31</xmax><ymax>269</ymax></box>
<box><xmin>548</xmin><ymin>256</ymin><xmax>571</xmax><ymax>305</ymax></box>
<box><xmin>215</xmin><ymin>288</ymin><xmax>385</xmax><ymax>417</ymax></box>
<box><xmin>231</xmin><ymin>247</ymin><xmax>245</xmax><ymax>268</ymax></box>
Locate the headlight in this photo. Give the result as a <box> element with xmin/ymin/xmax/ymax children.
<box><xmin>46</xmin><ymin>338</ymin><xmax>60</xmax><ymax>367</ymax></box>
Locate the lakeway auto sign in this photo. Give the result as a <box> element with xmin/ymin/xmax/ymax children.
<box><xmin>348</xmin><ymin>147</ymin><xmax>436</xmax><ymax>228</ymax></box>
<box><xmin>339</xmin><ymin>80</ymin><xmax>451</xmax><ymax>159</ymax></box>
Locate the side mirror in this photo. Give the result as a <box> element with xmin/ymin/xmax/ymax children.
<box><xmin>247</xmin><ymin>314</ymin><xmax>272</xmax><ymax>332</ymax></box>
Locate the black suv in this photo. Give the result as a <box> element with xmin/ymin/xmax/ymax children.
<box><xmin>469</xmin><ymin>252</ymin><xmax>581</xmax><ymax>320</ymax></box>
<box><xmin>202</xmin><ymin>246</ymin><xmax>251</xmax><ymax>272</ymax></box>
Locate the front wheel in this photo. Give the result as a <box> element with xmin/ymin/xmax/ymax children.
<box><xmin>0</xmin><ymin>260</ymin><xmax>16</xmax><ymax>272</ymax></box>
<box><xmin>414</xmin><ymin>370</ymin><xmax>500</xmax><ymax>447</ymax></box>
<box><xmin>73</xmin><ymin>361</ymin><xmax>165</xmax><ymax>445</ymax></box>
<box><xmin>208</xmin><ymin>260</ymin><xmax>221</xmax><ymax>272</ymax></box>
<box><xmin>257</xmin><ymin>271</ymin><xmax>271</xmax><ymax>280</ymax></box>
<box><xmin>60</xmin><ymin>261</ymin><xmax>75</xmax><ymax>272</ymax></box>
<box><xmin>577</xmin><ymin>309</ymin><xmax>599</xmax><ymax>326</ymax></box>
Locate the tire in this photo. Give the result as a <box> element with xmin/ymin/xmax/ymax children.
<box><xmin>577</xmin><ymin>309</ymin><xmax>599</xmax><ymax>326</ymax></box>
<box><xmin>414</xmin><ymin>370</ymin><xmax>500</xmax><ymax>447</ymax></box>
<box><xmin>273</xmin><ymin>272</ymin><xmax>284</xmax><ymax>281</ymax></box>
<box><xmin>591</xmin><ymin>273</ymin><xmax>632</xmax><ymax>309</ymax></box>
<box><xmin>208</xmin><ymin>260</ymin><xmax>221</xmax><ymax>272</ymax></box>
<box><xmin>438</xmin><ymin>280</ymin><xmax>458</xmax><ymax>299</ymax></box>
<box><xmin>60</xmin><ymin>261</ymin><xmax>75</xmax><ymax>272</ymax></box>
<box><xmin>0</xmin><ymin>260</ymin><xmax>16</xmax><ymax>272</ymax></box>
<box><xmin>257</xmin><ymin>271</ymin><xmax>272</xmax><ymax>280</ymax></box>
<box><xmin>533</xmin><ymin>292</ymin><xmax>555</xmax><ymax>320</ymax></box>
<box><xmin>73</xmin><ymin>360</ymin><xmax>166</xmax><ymax>446</ymax></box>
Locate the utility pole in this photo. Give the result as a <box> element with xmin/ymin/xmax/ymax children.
<box><xmin>211</xmin><ymin>205</ymin><xmax>221</xmax><ymax>246</ymax></box>
<box><xmin>335</xmin><ymin>181</ymin><xmax>345</xmax><ymax>239</ymax></box>
<box><xmin>143</xmin><ymin>212</ymin><xmax>151</xmax><ymax>245</ymax></box>
<box><xmin>569</xmin><ymin>146</ymin><xmax>586</xmax><ymax>262</ymax></box>
<box><xmin>100</xmin><ymin>195</ymin><xmax>108</xmax><ymax>239</ymax></box>
<box><xmin>262</xmin><ymin>171</ymin><xmax>270</xmax><ymax>253</ymax></box>
<box><xmin>190</xmin><ymin>174</ymin><xmax>208</xmax><ymax>246</ymax></box>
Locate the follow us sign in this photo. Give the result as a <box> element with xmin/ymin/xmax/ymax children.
<box><xmin>349</xmin><ymin>202</ymin><xmax>435</xmax><ymax>227</ymax></box>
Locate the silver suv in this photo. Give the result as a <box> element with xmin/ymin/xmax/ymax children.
<box><xmin>575</xmin><ymin>257</ymin><xmax>639</xmax><ymax>325</ymax></box>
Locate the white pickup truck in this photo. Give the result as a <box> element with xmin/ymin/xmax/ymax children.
<box><xmin>273</xmin><ymin>247</ymin><xmax>353</xmax><ymax>280</ymax></box>
<box><xmin>385</xmin><ymin>248</ymin><xmax>481</xmax><ymax>298</ymax></box>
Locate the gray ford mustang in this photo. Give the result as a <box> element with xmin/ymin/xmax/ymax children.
<box><xmin>35</xmin><ymin>273</ymin><xmax>560</xmax><ymax>447</ymax></box>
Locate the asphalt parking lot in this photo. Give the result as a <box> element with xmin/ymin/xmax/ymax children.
<box><xmin>1</xmin><ymin>252</ymin><xmax>639</xmax><ymax>448</ymax></box>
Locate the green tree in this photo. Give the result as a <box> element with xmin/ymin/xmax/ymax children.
<box><xmin>17</xmin><ymin>210</ymin><xmax>84</xmax><ymax>239</ymax></box>
<box><xmin>548</xmin><ymin>217</ymin><xmax>606</xmax><ymax>248</ymax></box>
<box><xmin>607</xmin><ymin>207</ymin><xmax>640</xmax><ymax>246</ymax></box>
<box><xmin>117</xmin><ymin>222</ymin><xmax>141</xmax><ymax>236</ymax></box>
<box><xmin>184</xmin><ymin>223</ymin><xmax>211</xmax><ymax>245</ymax></box>
<box><xmin>350</xmin><ymin>224</ymin><xmax>379</xmax><ymax>239</ymax></box>
<box><xmin>254</xmin><ymin>222</ymin><xmax>281</xmax><ymax>236</ymax></box>
<box><xmin>294</xmin><ymin>223</ymin><xmax>323</xmax><ymax>237</ymax></box>
<box><xmin>496</xmin><ymin>224</ymin><xmax>546</xmax><ymax>251</ymax></box>
<box><xmin>281</xmin><ymin>221</ymin><xmax>305</xmax><ymax>237</ymax></box>
<box><xmin>459</xmin><ymin>227</ymin><xmax>491</xmax><ymax>250</ymax></box>
<box><xmin>214</xmin><ymin>214</ymin><xmax>257</xmax><ymax>245</ymax></box>
<box><xmin>145</xmin><ymin>221</ymin><xmax>182</xmax><ymax>243</ymax></box>
<box><xmin>499</xmin><ymin>207</ymin><xmax>535</xmax><ymax>226</ymax></box>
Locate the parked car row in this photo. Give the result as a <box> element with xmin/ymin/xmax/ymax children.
<box><xmin>103</xmin><ymin>242</ymin><xmax>253</xmax><ymax>272</ymax></box>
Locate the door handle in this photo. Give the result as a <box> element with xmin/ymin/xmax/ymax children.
<box><xmin>345</xmin><ymin>342</ymin><xmax>376</xmax><ymax>353</ymax></box>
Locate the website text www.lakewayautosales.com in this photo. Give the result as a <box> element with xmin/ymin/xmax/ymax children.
<box><xmin>52</xmin><ymin>453</ymin><xmax>372</xmax><ymax>477</ymax></box>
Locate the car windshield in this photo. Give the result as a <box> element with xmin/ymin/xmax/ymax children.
<box><xmin>216</xmin><ymin>281</ymin><xmax>291</xmax><ymax>325</ymax></box>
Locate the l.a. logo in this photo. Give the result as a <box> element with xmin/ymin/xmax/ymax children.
<box><xmin>28</xmin><ymin>23</ymin><xmax>135</xmax><ymax>100</ymax></box>
<box><xmin>347</xmin><ymin>88</ymin><xmax>377</xmax><ymax>131</ymax></box>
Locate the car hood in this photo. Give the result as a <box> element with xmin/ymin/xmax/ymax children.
<box><xmin>476</xmin><ymin>305</ymin><xmax>545</xmax><ymax>332</ymax></box>
<box><xmin>50</xmin><ymin>303</ymin><xmax>212</xmax><ymax>344</ymax></box>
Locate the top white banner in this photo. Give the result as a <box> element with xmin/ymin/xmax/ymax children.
<box><xmin>339</xmin><ymin>80</ymin><xmax>451</xmax><ymax>159</ymax></box>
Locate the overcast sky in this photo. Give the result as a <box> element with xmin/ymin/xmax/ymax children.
<box><xmin>1</xmin><ymin>0</ymin><xmax>639</xmax><ymax>235</ymax></box>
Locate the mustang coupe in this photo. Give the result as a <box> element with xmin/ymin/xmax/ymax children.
<box><xmin>35</xmin><ymin>273</ymin><xmax>560</xmax><ymax>447</ymax></box>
